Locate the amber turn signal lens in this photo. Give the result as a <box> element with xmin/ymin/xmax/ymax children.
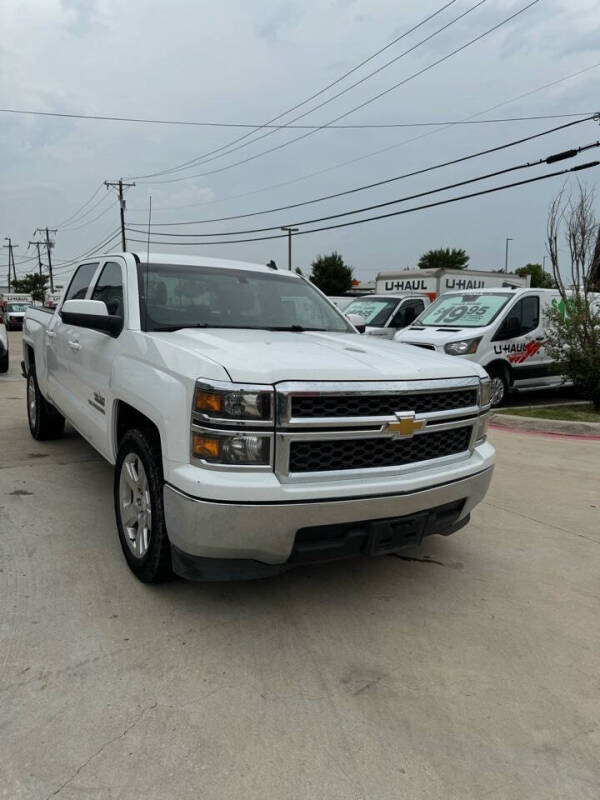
<box><xmin>192</xmin><ymin>434</ymin><xmax>221</xmax><ymax>459</ymax></box>
<box><xmin>195</xmin><ymin>390</ymin><xmax>223</xmax><ymax>413</ymax></box>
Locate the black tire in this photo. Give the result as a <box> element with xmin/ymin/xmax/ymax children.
<box><xmin>27</xmin><ymin>366</ymin><xmax>65</xmax><ymax>440</ymax></box>
<box><xmin>0</xmin><ymin>350</ymin><xmax>8</xmax><ymax>373</ymax></box>
<box><xmin>114</xmin><ymin>428</ymin><xmax>173</xmax><ymax>583</ymax></box>
<box><xmin>487</xmin><ymin>365</ymin><xmax>509</xmax><ymax>408</ymax></box>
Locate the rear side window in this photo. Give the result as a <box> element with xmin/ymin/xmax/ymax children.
<box><xmin>91</xmin><ymin>261</ymin><xmax>124</xmax><ymax>317</ymax></box>
<box><xmin>63</xmin><ymin>262</ymin><xmax>99</xmax><ymax>303</ymax></box>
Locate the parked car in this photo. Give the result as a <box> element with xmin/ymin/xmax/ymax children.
<box><xmin>394</xmin><ymin>287</ymin><xmax>600</xmax><ymax>406</ymax></box>
<box><xmin>23</xmin><ymin>253</ymin><xmax>495</xmax><ymax>582</ymax></box>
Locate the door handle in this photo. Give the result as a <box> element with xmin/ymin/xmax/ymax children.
<box><xmin>535</xmin><ymin>336</ymin><xmax>545</xmax><ymax>341</ymax></box>
<box><xmin>68</xmin><ymin>340</ymin><xmax>81</xmax><ymax>351</ymax></box>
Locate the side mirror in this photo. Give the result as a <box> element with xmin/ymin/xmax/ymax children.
<box><xmin>61</xmin><ymin>299</ymin><xmax>123</xmax><ymax>338</ymax></box>
<box><xmin>346</xmin><ymin>313</ymin><xmax>366</xmax><ymax>334</ymax></box>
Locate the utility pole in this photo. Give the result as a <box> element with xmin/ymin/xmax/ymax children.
<box><xmin>28</xmin><ymin>240</ymin><xmax>44</xmax><ymax>276</ymax></box>
<box><xmin>3</xmin><ymin>237</ymin><xmax>18</xmax><ymax>291</ymax></box>
<box><xmin>504</xmin><ymin>237</ymin><xmax>513</xmax><ymax>273</ymax></box>
<box><xmin>105</xmin><ymin>178</ymin><xmax>135</xmax><ymax>251</ymax></box>
<box><xmin>280</xmin><ymin>226</ymin><xmax>299</xmax><ymax>271</ymax></box>
<box><xmin>35</xmin><ymin>228</ymin><xmax>57</xmax><ymax>292</ymax></box>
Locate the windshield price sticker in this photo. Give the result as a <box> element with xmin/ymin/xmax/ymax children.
<box><xmin>431</xmin><ymin>303</ymin><xmax>489</xmax><ymax>324</ymax></box>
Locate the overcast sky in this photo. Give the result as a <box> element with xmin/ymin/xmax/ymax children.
<box><xmin>1</xmin><ymin>0</ymin><xmax>599</xmax><ymax>284</ymax></box>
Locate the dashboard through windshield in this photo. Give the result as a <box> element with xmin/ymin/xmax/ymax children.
<box><xmin>137</xmin><ymin>263</ymin><xmax>352</xmax><ymax>333</ymax></box>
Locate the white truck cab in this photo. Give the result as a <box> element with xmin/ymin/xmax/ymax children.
<box><xmin>343</xmin><ymin>294</ymin><xmax>431</xmax><ymax>338</ymax></box>
<box><xmin>395</xmin><ymin>287</ymin><xmax>599</xmax><ymax>406</ymax></box>
<box><xmin>23</xmin><ymin>253</ymin><xmax>495</xmax><ymax>582</ymax></box>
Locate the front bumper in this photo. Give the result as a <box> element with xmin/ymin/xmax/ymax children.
<box><xmin>164</xmin><ymin>465</ymin><xmax>493</xmax><ymax>579</ymax></box>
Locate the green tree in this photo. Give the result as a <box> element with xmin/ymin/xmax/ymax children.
<box><xmin>546</xmin><ymin>182</ymin><xmax>600</xmax><ymax>411</ymax></box>
<box><xmin>417</xmin><ymin>248</ymin><xmax>469</xmax><ymax>270</ymax></box>
<box><xmin>309</xmin><ymin>252</ymin><xmax>353</xmax><ymax>294</ymax></box>
<box><xmin>515</xmin><ymin>263</ymin><xmax>555</xmax><ymax>288</ymax></box>
<box><xmin>11</xmin><ymin>273</ymin><xmax>48</xmax><ymax>303</ymax></box>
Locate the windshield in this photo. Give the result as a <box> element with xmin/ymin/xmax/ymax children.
<box><xmin>7</xmin><ymin>303</ymin><xmax>29</xmax><ymax>312</ymax></box>
<box><xmin>137</xmin><ymin>263</ymin><xmax>352</xmax><ymax>333</ymax></box>
<box><xmin>417</xmin><ymin>293</ymin><xmax>513</xmax><ymax>328</ymax></box>
<box><xmin>344</xmin><ymin>297</ymin><xmax>399</xmax><ymax>326</ymax></box>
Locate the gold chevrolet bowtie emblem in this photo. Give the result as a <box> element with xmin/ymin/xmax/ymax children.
<box><xmin>386</xmin><ymin>413</ymin><xmax>426</xmax><ymax>437</ymax></box>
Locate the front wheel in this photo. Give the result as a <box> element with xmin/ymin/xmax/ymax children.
<box><xmin>487</xmin><ymin>368</ymin><xmax>508</xmax><ymax>407</ymax></box>
<box><xmin>114</xmin><ymin>429</ymin><xmax>173</xmax><ymax>583</ymax></box>
<box><xmin>0</xmin><ymin>350</ymin><xmax>8</xmax><ymax>373</ymax></box>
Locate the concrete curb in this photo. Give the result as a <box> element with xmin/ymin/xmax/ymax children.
<box><xmin>490</xmin><ymin>412</ymin><xmax>600</xmax><ymax>437</ymax></box>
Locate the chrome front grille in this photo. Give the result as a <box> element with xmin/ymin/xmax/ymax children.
<box><xmin>291</xmin><ymin>388</ymin><xmax>476</xmax><ymax>418</ymax></box>
<box><xmin>289</xmin><ymin>426</ymin><xmax>472</xmax><ymax>473</ymax></box>
<box><xmin>274</xmin><ymin>378</ymin><xmax>485</xmax><ymax>482</ymax></box>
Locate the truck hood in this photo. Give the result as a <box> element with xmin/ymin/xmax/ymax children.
<box><xmin>150</xmin><ymin>328</ymin><xmax>485</xmax><ymax>383</ymax></box>
<box><xmin>395</xmin><ymin>325</ymin><xmax>489</xmax><ymax>346</ymax></box>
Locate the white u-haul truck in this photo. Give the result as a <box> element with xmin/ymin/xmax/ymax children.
<box><xmin>395</xmin><ymin>287</ymin><xmax>600</xmax><ymax>406</ymax></box>
<box><xmin>343</xmin><ymin>269</ymin><xmax>529</xmax><ymax>339</ymax></box>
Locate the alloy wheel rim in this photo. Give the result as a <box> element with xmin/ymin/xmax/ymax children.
<box><xmin>27</xmin><ymin>375</ymin><xmax>37</xmax><ymax>428</ymax></box>
<box><xmin>490</xmin><ymin>376</ymin><xmax>505</xmax><ymax>406</ymax></box>
<box><xmin>119</xmin><ymin>453</ymin><xmax>152</xmax><ymax>558</ymax></box>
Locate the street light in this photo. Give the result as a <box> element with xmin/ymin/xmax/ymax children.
<box><xmin>504</xmin><ymin>237</ymin><xmax>513</xmax><ymax>273</ymax></box>
<box><xmin>281</xmin><ymin>226</ymin><xmax>299</xmax><ymax>271</ymax></box>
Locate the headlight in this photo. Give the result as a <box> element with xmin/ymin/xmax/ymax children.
<box><xmin>479</xmin><ymin>377</ymin><xmax>492</xmax><ymax>408</ymax></box>
<box><xmin>444</xmin><ymin>337</ymin><xmax>481</xmax><ymax>356</ymax></box>
<box><xmin>194</xmin><ymin>380</ymin><xmax>273</xmax><ymax>423</ymax></box>
<box><xmin>192</xmin><ymin>431</ymin><xmax>271</xmax><ymax>466</ymax></box>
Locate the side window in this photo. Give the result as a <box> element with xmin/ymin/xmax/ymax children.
<box><xmin>63</xmin><ymin>262</ymin><xmax>99</xmax><ymax>303</ymax></box>
<box><xmin>520</xmin><ymin>296</ymin><xmax>539</xmax><ymax>334</ymax></box>
<box><xmin>495</xmin><ymin>296</ymin><xmax>540</xmax><ymax>340</ymax></box>
<box><xmin>91</xmin><ymin>261</ymin><xmax>124</xmax><ymax>317</ymax></box>
<box><xmin>390</xmin><ymin>299</ymin><xmax>424</xmax><ymax>328</ymax></box>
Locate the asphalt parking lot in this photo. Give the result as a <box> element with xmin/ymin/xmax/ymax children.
<box><xmin>1</xmin><ymin>329</ymin><xmax>599</xmax><ymax>800</ymax></box>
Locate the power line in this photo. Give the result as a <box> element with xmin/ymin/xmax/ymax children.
<box><xmin>60</xmin><ymin>199</ymin><xmax>115</xmax><ymax>232</ymax></box>
<box><xmin>131</xmin><ymin>0</ymin><xmax>486</xmax><ymax>181</ymax></box>
<box><xmin>0</xmin><ymin>106</ymin><xmax>591</xmax><ymax>130</ymax></box>
<box><xmin>53</xmin><ymin>183</ymin><xmax>105</xmax><ymax>228</ymax></box>
<box><xmin>126</xmin><ymin>0</ymin><xmax>462</xmax><ymax>182</ymax></box>
<box><xmin>126</xmin><ymin>160</ymin><xmax>599</xmax><ymax>246</ymax></box>
<box><xmin>133</xmin><ymin>0</ymin><xmax>491</xmax><ymax>182</ymax></box>
<box><xmin>51</xmin><ymin>228</ymin><xmax>122</xmax><ymax>276</ymax></box>
<box><xmin>130</xmin><ymin>61</ymin><xmax>600</xmax><ymax>217</ymax></box>
<box><xmin>127</xmin><ymin>141</ymin><xmax>600</xmax><ymax>238</ymax></box>
<box><xmin>138</xmin><ymin>0</ymin><xmax>540</xmax><ymax>185</ymax></box>
<box><xmin>129</xmin><ymin>117</ymin><xmax>597</xmax><ymax>228</ymax></box>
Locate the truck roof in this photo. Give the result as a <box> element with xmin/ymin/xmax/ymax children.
<box><xmin>126</xmin><ymin>252</ymin><xmax>286</xmax><ymax>275</ymax></box>
<box><xmin>442</xmin><ymin>287</ymin><xmax>556</xmax><ymax>295</ymax></box>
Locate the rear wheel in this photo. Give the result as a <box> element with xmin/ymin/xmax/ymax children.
<box><xmin>114</xmin><ymin>429</ymin><xmax>173</xmax><ymax>583</ymax></box>
<box><xmin>27</xmin><ymin>366</ymin><xmax>65</xmax><ymax>439</ymax></box>
<box><xmin>0</xmin><ymin>350</ymin><xmax>7</xmax><ymax>373</ymax></box>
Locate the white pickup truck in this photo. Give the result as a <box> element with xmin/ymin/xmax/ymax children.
<box><xmin>22</xmin><ymin>253</ymin><xmax>495</xmax><ymax>582</ymax></box>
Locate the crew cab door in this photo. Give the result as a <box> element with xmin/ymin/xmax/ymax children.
<box><xmin>491</xmin><ymin>294</ymin><xmax>550</xmax><ymax>385</ymax></box>
<box><xmin>74</xmin><ymin>259</ymin><xmax>126</xmax><ymax>455</ymax></box>
<box><xmin>48</xmin><ymin>261</ymin><xmax>100</xmax><ymax>422</ymax></box>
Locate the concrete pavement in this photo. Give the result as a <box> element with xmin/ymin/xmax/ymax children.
<box><xmin>1</xmin><ymin>330</ymin><xmax>599</xmax><ymax>799</ymax></box>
